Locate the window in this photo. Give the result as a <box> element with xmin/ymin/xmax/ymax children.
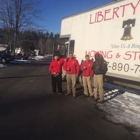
<box><xmin>69</xmin><ymin>40</ymin><xmax>75</xmax><ymax>54</ymax></box>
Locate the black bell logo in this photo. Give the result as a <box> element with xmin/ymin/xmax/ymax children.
<box><xmin>121</xmin><ymin>19</ymin><xmax>136</xmax><ymax>41</ymax></box>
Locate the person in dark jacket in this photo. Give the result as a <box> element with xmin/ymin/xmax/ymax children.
<box><xmin>92</xmin><ymin>52</ymin><xmax>108</xmax><ymax>103</ymax></box>
<box><xmin>49</xmin><ymin>54</ymin><xmax>65</xmax><ymax>95</ymax></box>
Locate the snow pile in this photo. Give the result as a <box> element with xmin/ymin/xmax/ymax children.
<box><xmin>44</xmin><ymin>54</ymin><xmax>50</xmax><ymax>58</ymax></box>
<box><xmin>10</xmin><ymin>60</ymin><xmax>31</xmax><ymax>64</ymax></box>
<box><xmin>28</xmin><ymin>55</ymin><xmax>44</xmax><ymax>60</ymax></box>
<box><xmin>97</xmin><ymin>84</ymin><xmax>140</xmax><ymax>139</ymax></box>
<box><xmin>0</xmin><ymin>64</ymin><xmax>7</xmax><ymax>68</ymax></box>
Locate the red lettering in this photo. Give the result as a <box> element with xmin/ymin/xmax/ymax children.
<box><xmin>104</xmin><ymin>9</ymin><xmax>111</xmax><ymax>21</ymax></box>
<box><xmin>90</xmin><ymin>50</ymin><xmax>96</xmax><ymax>57</ymax></box>
<box><xmin>97</xmin><ymin>11</ymin><xmax>104</xmax><ymax>22</ymax></box>
<box><xmin>85</xmin><ymin>50</ymin><xmax>114</xmax><ymax>60</ymax></box>
<box><xmin>94</xmin><ymin>51</ymin><xmax>112</xmax><ymax>59</ymax></box>
<box><xmin>89</xmin><ymin>14</ymin><xmax>94</xmax><ymax>24</ymax></box>
<box><xmin>120</xmin><ymin>4</ymin><xmax>130</xmax><ymax>17</ymax></box>
<box><xmin>85</xmin><ymin>51</ymin><xmax>91</xmax><ymax>56</ymax></box>
<box><xmin>124</xmin><ymin>51</ymin><xmax>140</xmax><ymax>60</ymax></box>
<box><xmin>107</xmin><ymin>51</ymin><xmax>113</xmax><ymax>59</ymax></box>
<box><xmin>116</xmin><ymin>53</ymin><xmax>121</xmax><ymax>58</ymax></box>
<box><xmin>132</xmin><ymin>51</ymin><xmax>140</xmax><ymax>60</ymax></box>
<box><xmin>124</xmin><ymin>51</ymin><xmax>132</xmax><ymax>60</ymax></box>
<box><xmin>112</xmin><ymin>7</ymin><xmax>119</xmax><ymax>19</ymax></box>
<box><xmin>89</xmin><ymin>0</ymin><xmax>140</xmax><ymax>24</ymax></box>
<box><xmin>100</xmin><ymin>51</ymin><xmax>108</xmax><ymax>58</ymax></box>
<box><xmin>85</xmin><ymin>50</ymin><xmax>96</xmax><ymax>57</ymax></box>
<box><xmin>131</xmin><ymin>0</ymin><xmax>140</xmax><ymax>15</ymax></box>
<box><xmin>101</xmin><ymin>51</ymin><xmax>113</xmax><ymax>59</ymax></box>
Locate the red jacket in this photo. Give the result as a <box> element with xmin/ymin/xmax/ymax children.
<box><xmin>63</xmin><ymin>58</ymin><xmax>79</xmax><ymax>74</ymax></box>
<box><xmin>49</xmin><ymin>58</ymin><xmax>65</xmax><ymax>74</ymax></box>
<box><xmin>81</xmin><ymin>60</ymin><xmax>94</xmax><ymax>77</ymax></box>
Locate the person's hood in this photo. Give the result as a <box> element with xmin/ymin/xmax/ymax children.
<box><xmin>95</xmin><ymin>52</ymin><xmax>102</xmax><ymax>61</ymax></box>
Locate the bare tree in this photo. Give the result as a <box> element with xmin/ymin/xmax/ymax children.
<box><xmin>0</xmin><ymin>0</ymin><xmax>39</xmax><ymax>54</ymax></box>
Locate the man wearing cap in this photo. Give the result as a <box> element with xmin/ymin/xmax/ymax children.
<box><xmin>63</xmin><ymin>52</ymin><xmax>79</xmax><ymax>97</ymax></box>
<box><xmin>49</xmin><ymin>54</ymin><xmax>65</xmax><ymax>95</ymax></box>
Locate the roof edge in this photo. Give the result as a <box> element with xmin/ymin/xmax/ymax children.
<box><xmin>62</xmin><ymin>0</ymin><xmax>125</xmax><ymax>20</ymax></box>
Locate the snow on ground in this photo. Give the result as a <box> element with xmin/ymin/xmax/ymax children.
<box><xmin>28</xmin><ymin>54</ymin><xmax>53</xmax><ymax>60</ymax></box>
<box><xmin>0</xmin><ymin>64</ymin><xmax>7</xmax><ymax>68</ymax></box>
<box><xmin>44</xmin><ymin>54</ymin><xmax>51</xmax><ymax>58</ymax></box>
<box><xmin>28</xmin><ymin>55</ymin><xmax>44</xmax><ymax>60</ymax></box>
<box><xmin>97</xmin><ymin>83</ymin><xmax>140</xmax><ymax>139</ymax></box>
<box><xmin>10</xmin><ymin>60</ymin><xmax>31</xmax><ymax>64</ymax></box>
<box><xmin>9</xmin><ymin>55</ymin><xmax>50</xmax><ymax>64</ymax></box>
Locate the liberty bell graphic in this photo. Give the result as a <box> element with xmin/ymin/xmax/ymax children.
<box><xmin>121</xmin><ymin>19</ymin><xmax>136</xmax><ymax>41</ymax></box>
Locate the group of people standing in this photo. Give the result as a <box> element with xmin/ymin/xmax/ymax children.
<box><xmin>49</xmin><ymin>52</ymin><xmax>108</xmax><ymax>103</ymax></box>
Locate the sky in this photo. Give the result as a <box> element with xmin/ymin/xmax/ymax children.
<box><xmin>36</xmin><ymin>0</ymin><xmax>115</xmax><ymax>34</ymax></box>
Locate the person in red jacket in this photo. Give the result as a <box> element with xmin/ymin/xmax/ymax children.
<box><xmin>49</xmin><ymin>54</ymin><xmax>65</xmax><ymax>95</ymax></box>
<box><xmin>81</xmin><ymin>55</ymin><xmax>94</xmax><ymax>97</ymax></box>
<box><xmin>63</xmin><ymin>52</ymin><xmax>79</xmax><ymax>97</ymax></box>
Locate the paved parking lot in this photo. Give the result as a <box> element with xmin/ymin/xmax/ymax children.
<box><xmin>0</xmin><ymin>59</ymin><xmax>137</xmax><ymax>140</ymax></box>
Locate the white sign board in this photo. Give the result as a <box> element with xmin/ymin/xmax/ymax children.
<box><xmin>60</xmin><ymin>0</ymin><xmax>140</xmax><ymax>82</ymax></box>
